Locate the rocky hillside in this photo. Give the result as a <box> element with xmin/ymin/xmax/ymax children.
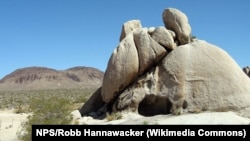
<box><xmin>0</xmin><ymin>66</ymin><xmax>104</xmax><ymax>91</ymax></box>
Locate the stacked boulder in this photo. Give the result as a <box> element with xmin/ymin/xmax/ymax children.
<box><xmin>79</xmin><ymin>8</ymin><xmax>250</xmax><ymax>118</ymax></box>
<box><xmin>101</xmin><ymin>8</ymin><xmax>191</xmax><ymax>108</ymax></box>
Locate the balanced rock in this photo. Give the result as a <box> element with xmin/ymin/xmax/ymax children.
<box><xmin>162</xmin><ymin>8</ymin><xmax>191</xmax><ymax>45</ymax></box>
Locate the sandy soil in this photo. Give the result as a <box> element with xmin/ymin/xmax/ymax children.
<box><xmin>71</xmin><ymin>110</ymin><xmax>250</xmax><ymax>125</ymax></box>
<box><xmin>1</xmin><ymin>109</ymin><xmax>250</xmax><ymax>141</ymax></box>
<box><xmin>0</xmin><ymin>110</ymin><xmax>29</xmax><ymax>141</ymax></box>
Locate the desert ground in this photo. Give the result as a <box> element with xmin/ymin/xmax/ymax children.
<box><xmin>1</xmin><ymin>109</ymin><xmax>250</xmax><ymax>141</ymax></box>
<box><xmin>71</xmin><ymin>110</ymin><xmax>250</xmax><ymax>125</ymax></box>
<box><xmin>0</xmin><ymin>109</ymin><xmax>29</xmax><ymax>141</ymax></box>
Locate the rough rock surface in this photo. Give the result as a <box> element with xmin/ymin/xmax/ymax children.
<box><xmin>159</xmin><ymin>40</ymin><xmax>250</xmax><ymax>113</ymax></box>
<box><xmin>133</xmin><ymin>28</ymin><xmax>167</xmax><ymax>75</ymax></box>
<box><xmin>150</xmin><ymin>26</ymin><xmax>176</xmax><ymax>50</ymax></box>
<box><xmin>101</xmin><ymin>33</ymin><xmax>139</xmax><ymax>103</ymax></box>
<box><xmin>120</xmin><ymin>20</ymin><xmax>142</xmax><ymax>41</ymax></box>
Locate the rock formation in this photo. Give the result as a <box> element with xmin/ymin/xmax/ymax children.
<box><xmin>79</xmin><ymin>7</ymin><xmax>250</xmax><ymax>118</ymax></box>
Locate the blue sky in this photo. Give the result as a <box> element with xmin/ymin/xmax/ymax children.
<box><xmin>0</xmin><ymin>0</ymin><xmax>249</xmax><ymax>79</ymax></box>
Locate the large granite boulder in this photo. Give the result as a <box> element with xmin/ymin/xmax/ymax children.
<box><xmin>150</xmin><ymin>26</ymin><xmax>176</xmax><ymax>50</ymax></box>
<box><xmin>101</xmin><ymin>33</ymin><xmax>139</xmax><ymax>103</ymax></box>
<box><xmin>162</xmin><ymin>8</ymin><xmax>191</xmax><ymax>45</ymax></box>
<box><xmin>133</xmin><ymin>28</ymin><xmax>167</xmax><ymax>75</ymax></box>
<box><xmin>159</xmin><ymin>40</ymin><xmax>250</xmax><ymax>113</ymax></box>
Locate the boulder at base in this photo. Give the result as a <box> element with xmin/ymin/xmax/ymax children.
<box><xmin>158</xmin><ymin>39</ymin><xmax>250</xmax><ymax>113</ymax></box>
<box><xmin>113</xmin><ymin>39</ymin><xmax>250</xmax><ymax>116</ymax></box>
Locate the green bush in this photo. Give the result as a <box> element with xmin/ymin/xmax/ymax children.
<box><xmin>0</xmin><ymin>88</ymin><xmax>94</xmax><ymax>111</ymax></box>
<box><xmin>17</xmin><ymin>96</ymin><xmax>73</xmax><ymax>141</ymax></box>
<box><xmin>0</xmin><ymin>88</ymin><xmax>95</xmax><ymax>141</ymax></box>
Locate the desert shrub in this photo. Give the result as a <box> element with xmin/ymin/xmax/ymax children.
<box><xmin>143</xmin><ymin>121</ymin><xmax>149</xmax><ymax>125</ymax></box>
<box><xmin>106</xmin><ymin>112</ymin><xmax>123</xmax><ymax>121</ymax></box>
<box><xmin>14</xmin><ymin>104</ymin><xmax>30</xmax><ymax>114</ymax></box>
<box><xmin>0</xmin><ymin>88</ymin><xmax>95</xmax><ymax>141</ymax></box>
<box><xmin>0</xmin><ymin>88</ymin><xmax>94</xmax><ymax>110</ymax></box>
<box><xmin>73</xmin><ymin>94</ymin><xmax>90</xmax><ymax>104</ymax></box>
<box><xmin>17</xmin><ymin>96</ymin><xmax>73</xmax><ymax>141</ymax></box>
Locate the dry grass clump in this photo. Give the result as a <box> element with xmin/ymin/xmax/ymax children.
<box><xmin>106</xmin><ymin>112</ymin><xmax>123</xmax><ymax>121</ymax></box>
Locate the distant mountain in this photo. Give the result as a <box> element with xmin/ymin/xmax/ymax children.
<box><xmin>0</xmin><ymin>66</ymin><xmax>104</xmax><ymax>91</ymax></box>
